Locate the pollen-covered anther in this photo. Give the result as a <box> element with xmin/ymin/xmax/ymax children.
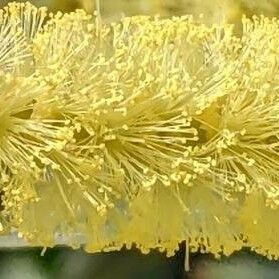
<box><xmin>161</xmin><ymin>175</ymin><xmax>171</xmax><ymax>186</ymax></box>
<box><xmin>170</xmin><ymin>173</ymin><xmax>182</xmax><ymax>182</ymax></box>
<box><xmin>171</xmin><ymin>158</ymin><xmax>184</xmax><ymax>169</ymax></box>
<box><xmin>183</xmin><ymin>173</ymin><xmax>193</xmax><ymax>186</ymax></box>
<box><xmin>142</xmin><ymin>175</ymin><xmax>157</xmax><ymax>191</ymax></box>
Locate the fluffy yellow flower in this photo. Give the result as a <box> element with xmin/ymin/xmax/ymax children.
<box><xmin>1</xmin><ymin>2</ymin><xmax>279</xmax><ymax>264</ymax></box>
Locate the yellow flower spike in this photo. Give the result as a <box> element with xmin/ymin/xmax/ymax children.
<box><xmin>2</xmin><ymin>1</ymin><xmax>279</xmax><ymax>266</ymax></box>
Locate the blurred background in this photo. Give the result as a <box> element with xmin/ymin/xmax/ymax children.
<box><xmin>0</xmin><ymin>247</ymin><xmax>279</xmax><ymax>278</ymax></box>
<box><xmin>1</xmin><ymin>0</ymin><xmax>279</xmax><ymax>278</ymax></box>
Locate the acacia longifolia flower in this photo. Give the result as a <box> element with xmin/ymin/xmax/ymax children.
<box><xmin>1</xmin><ymin>2</ymin><xmax>279</xmax><ymax>263</ymax></box>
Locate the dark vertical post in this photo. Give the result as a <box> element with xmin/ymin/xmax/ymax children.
<box><xmin>168</xmin><ymin>241</ymin><xmax>188</xmax><ymax>278</ymax></box>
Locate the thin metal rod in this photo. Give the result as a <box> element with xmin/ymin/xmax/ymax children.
<box><xmin>185</xmin><ymin>238</ymin><xmax>190</xmax><ymax>272</ymax></box>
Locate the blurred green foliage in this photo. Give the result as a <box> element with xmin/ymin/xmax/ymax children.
<box><xmin>0</xmin><ymin>247</ymin><xmax>184</xmax><ymax>279</ymax></box>
<box><xmin>0</xmin><ymin>248</ymin><xmax>279</xmax><ymax>278</ymax></box>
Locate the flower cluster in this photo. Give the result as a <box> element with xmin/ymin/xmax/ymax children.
<box><xmin>0</xmin><ymin>2</ymin><xmax>279</xmax><ymax>261</ymax></box>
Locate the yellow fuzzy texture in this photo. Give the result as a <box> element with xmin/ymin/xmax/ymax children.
<box><xmin>0</xmin><ymin>2</ymin><xmax>279</xmax><ymax>261</ymax></box>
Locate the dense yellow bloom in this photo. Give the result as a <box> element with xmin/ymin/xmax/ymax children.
<box><xmin>1</xmin><ymin>2</ymin><xmax>279</xmax><ymax>263</ymax></box>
